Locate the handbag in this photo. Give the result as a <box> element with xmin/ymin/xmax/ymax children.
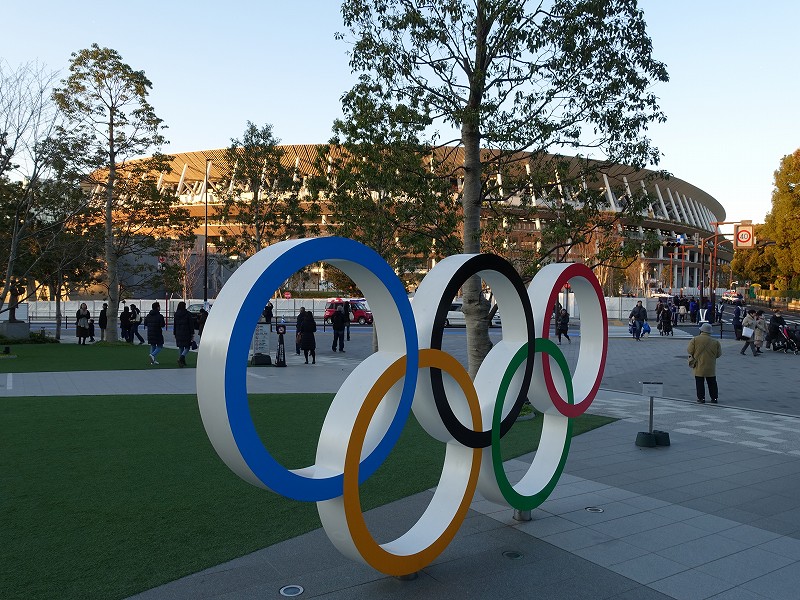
<box><xmin>742</xmin><ymin>326</ymin><xmax>754</xmax><ymax>339</ymax></box>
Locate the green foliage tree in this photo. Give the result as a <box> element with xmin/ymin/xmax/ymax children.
<box><xmin>53</xmin><ymin>44</ymin><xmax>175</xmax><ymax>341</ymax></box>
<box><xmin>310</xmin><ymin>90</ymin><xmax>462</xmax><ymax>284</ymax></box>
<box><xmin>216</xmin><ymin>122</ymin><xmax>319</xmax><ymax>259</ymax></box>
<box><xmin>338</xmin><ymin>0</ymin><xmax>669</xmax><ymax>375</ymax></box>
<box><xmin>762</xmin><ymin>149</ymin><xmax>800</xmax><ymax>284</ymax></box>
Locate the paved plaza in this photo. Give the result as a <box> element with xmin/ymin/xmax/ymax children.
<box><xmin>3</xmin><ymin>321</ymin><xmax>800</xmax><ymax>599</ymax></box>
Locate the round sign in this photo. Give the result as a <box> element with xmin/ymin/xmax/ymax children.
<box><xmin>283</xmin><ymin>291</ymin><xmax>292</xmax><ymax>299</ymax></box>
<box><xmin>737</xmin><ymin>229</ymin><xmax>752</xmax><ymax>244</ymax></box>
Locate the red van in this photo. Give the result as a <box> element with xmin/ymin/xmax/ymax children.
<box><xmin>323</xmin><ymin>298</ymin><xmax>373</xmax><ymax>325</ymax></box>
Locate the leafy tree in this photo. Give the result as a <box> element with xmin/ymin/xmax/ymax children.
<box><xmin>338</xmin><ymin>0</ymin><xmax>669</xmax><ymax>376</ymax></box>
<box><xmin>310</xmin><ymin>91</ymin><xmax>462</xmax><ymax>283</ymax></box>
<box><xmin>53</xmin><ymin>44</ymin><xmax>174</xmax><ymax>341</ymax></box>
<box><xmin>216</xmin><ymin>122</ymin><xmax>319</xmax><ymax>259</ymax></box>
<box><xmin>762</xmin><ymin>149</ymin><xmax>800</xmax><ymax>283</ymax></box>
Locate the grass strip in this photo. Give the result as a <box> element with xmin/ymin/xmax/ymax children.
<box><xmin>0</xmin><ymin>342</ymin><xmax>190</xmax><ymax>373</ymax></box>
<box><xmin>0</xmin><ymin>393</ymin><xmax>614</xmax><ymax>599</ymax></box>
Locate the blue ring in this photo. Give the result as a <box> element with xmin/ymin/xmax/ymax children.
<box><xmin>224</xmin><ymin>238</ymin><xmax>419</xmax><ymax>501</ymax></box>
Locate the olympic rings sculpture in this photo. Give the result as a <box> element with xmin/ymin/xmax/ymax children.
<box><xmin>197</xmin><ymin>237</ymin><xmax>607</xmax><ymax>576</ymax></box>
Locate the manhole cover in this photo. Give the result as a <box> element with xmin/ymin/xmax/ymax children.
<box><xmin>502</xmin><ymin>550</ymin><xmax>524</xmax><ymax>560</ymax></box>
<box><xmin>585</xmin><ymin>506</ymin><xmax>605</xmax><ymax>513</ymax></box>
<box><xmin>279</xmin><ymin>584</ymin><xmax>304</xmax><ymax>597</ymax></box>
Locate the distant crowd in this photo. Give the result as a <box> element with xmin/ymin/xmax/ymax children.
<box><xmin>73</xmin><ymin>301</ymin><xmax>203</xmax><ymax>367</ymax></box>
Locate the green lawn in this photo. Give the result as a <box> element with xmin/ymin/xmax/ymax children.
<box><xmin>0</xmin><ymin>342</ymin><xmax>190</xmax><ymax>372</ymax></box>
<box><xmin>0</xmin><ymin>393</ymin><xmax>614</xmax><ymax>599</ymax></box>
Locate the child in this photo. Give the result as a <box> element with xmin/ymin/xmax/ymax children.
<box><xmin>88</xmin><ymin>318</ymin><xmax>96</xmax><ymax>342</ymax></box>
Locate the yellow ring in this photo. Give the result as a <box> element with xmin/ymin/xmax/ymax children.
<box><xmin>342</xmin><ymin>349</ymin><xmax>482</xmax><ymax>575</ymax></box>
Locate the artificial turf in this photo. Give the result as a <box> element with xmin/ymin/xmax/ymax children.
<box><xmin>0</xmin><ymin>393</ymin><xmax>614</xmax><ymax>599</ymax></box>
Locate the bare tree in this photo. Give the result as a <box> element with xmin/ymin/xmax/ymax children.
<box><xmin>0</xmin><ymin>60</ymin><xmax>89</xmax><ymax>317</ymax></box>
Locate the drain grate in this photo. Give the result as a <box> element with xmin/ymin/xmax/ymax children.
<box><xmin>502</xmin><ymin>550</ymin><xmax>524</xmax><ymax>560</ymax></box>
<box><xmin>585</xmin><ymin>506</ymin><xmax>605</xmax><ymax>513</ymax></box>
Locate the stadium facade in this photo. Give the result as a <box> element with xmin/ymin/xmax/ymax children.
<box><xmin>126</xmin><ymin>145</ymin><xmax>730</xmax><ymax>298</ymax></box>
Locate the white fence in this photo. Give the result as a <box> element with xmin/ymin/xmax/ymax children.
<box><xmin>15</xmin><ymin>298</ymin><xmax>339</xmax><ymax>326</ymax></box>
<box><xmin>13</xmin><ymin>290</ymin><xmax>722</xmax><ymax>327</ymax></box>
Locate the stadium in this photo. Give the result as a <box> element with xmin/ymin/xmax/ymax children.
<box><xmin>133</xmin><ymin>145</ymin><xmax>729</xmax><ymax>299</ymax></box>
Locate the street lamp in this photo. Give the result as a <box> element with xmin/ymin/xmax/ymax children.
<box><xmin>203</xmin><ymin>159</ymin><xmax>210</xmax><ymax>307</ymax></box>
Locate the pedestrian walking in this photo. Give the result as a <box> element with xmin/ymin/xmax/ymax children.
<box><xmin>88</xmin><ymin>318</ymin><xmax>96</xmax><ymax>342</ymax></box>
<box><xmin>754</xmin><ymin>310</ymin><xmax>768</xmax><ymax>354</ymax></box>
<box><xmin>628</xmin><ymin>300</ymin><xmax>647</xmax><ymax>341</ymax></box>
<box><xmin>172</xmin><ymin>301</ymin><xmax>194</xmax><ymax>367</ymax></box>
<box><xmin>75</xmin><ymin>302</ymin><xmax>91</xmax><ymax>345</ymax></box>
<box><xmin>120</xmin><ymin>306</ymin><xmax>131</xmax><ymax>342</ymax></box>
<box><xmin>689</xmin><ymin>298</ymin><xmax>698</xmax><ymax>323</ymax></box>
<box><xmin>556</xmin><ymin>308</ymin><xmax>571</xmax><ymax>344</ymax></box>
<box><xmin>678</xmin><ymin>303</ymin><xmax>687</xmax><ymax>323</ymax></box>
<box><xmin>659</xmin><ymin>306</ymin><xmax>673</xmax><ymax>335</ymax></box>
<box><xmin>687</xmin><ymin>322</ymin><xmax>722</xmax><ymax>404</ymax></box>
<box><xmin>766</xmin><ymin>310</ymin><xmax>787</xmax><ymax>349</ymax></box>
<box><xmin>129</xmin><ymin>304</ymin><xmax>145</xmax><ymax>344</ymax></box>
<box><xmin>263</xmin><ymin>302</ymin><xmax>274</xmax><ymax>331</ymax></box>
<box><xmin>143</xmin><ymin>302</ymin><xmax>166</xmax><ymax>365</ymax></box>
<box><xmin>331</xmin><ymin>305</ymin><xmax>348</xmax><ymax>352</ymax></box>
<box><xmin>740</xmin><ymin>309</ymin><xmax>758</xmax><ymax>356</ymax></box>
<box><xmin>299</xmin><ymin>310</ymin><xmax>317</xmax><ymax>364</ymax></box>
<box><xmin>295</xmin><ymin>307</ymin><xmax>306</xmax><ymax>355</ymax></box>
<box><xmin>732</xmin><ymin>301</ymin><xmax>743</xmax><ymax>340</ymax></box>
<box><xmin>99</xmin><ymin>303</ymin><xmax>108</xmax><ymax>341</ymax></box>
<box><xmin>197</xmin><ymin>307</ymin><xmax>208</xmax><ymax>337</ymax></box>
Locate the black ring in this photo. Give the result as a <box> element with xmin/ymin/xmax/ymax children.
<box><xmin>427</xmin><ymin>254</ymin><xmax>535</xmax><ymax>449</ymax></box>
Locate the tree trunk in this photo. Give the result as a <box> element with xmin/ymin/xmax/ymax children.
<box><xmin>105</xmin><ymin>117</ymin><xmax>120</xmax><ymax>342</ymax></box>
<box><xmin>461</xmin><ymin>124</ymin><xmax>492</xmax><ymax>379</ymax></box>
<box><xmin>54</xmin><ymin>280</ymin><xmax>62</xmax><ymax>340</ymax></box>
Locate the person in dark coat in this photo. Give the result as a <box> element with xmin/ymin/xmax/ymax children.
<box><xmin>120</xmin><ymin>306</ymin><xmax>131</xmax><ymax>342</ymax></box>
<box><xmin>331</xmin><ymin>305</ymin><xmax>347</xmax><ymax>352</ymax></box>
<box><xmin>732</xmin><ymin>301</ymin><xmax>743</xmax><ymax>340</ymax></box>
<box><xmin>295</xmin><ymin>307</ymin><xmax>306</xmax><ymax>355</ymax></box>
<box><xmin>143</xmin><ymin>302</ymin><xmax>166</xmax><ymax>365</ymax></box>
<box><xmin>75</xmin><ymin>302</ymin><xmax>90</xmax><ymax>345</ymax></box>
<box><xmin>172</xmin><ymin>301</ymin><xmax>194</xmax><ymax>367</ymax></box>
<box><xmin>299</xmin><ymin>310</ymin><xmax>317</xmax><ymax>364</ymax></box>
<box><xmin>263</xmin><ymin>302</ymin><xmax>274</xmax><ymax>331</ymax></box>
<box><xmin>659</xmin><ymin>306</ymin><xmax>673</xmax><ymax>335</ymax></box>
<box><xmin>129</xmin><ymin>304</ymin><xmax>145</xmax><ymax>344</ymax></box>
<box><xmin>197</xmin><ymin>307</ymin><xmax>208</xmax><ymax>337</ymax></box>
<box><xmin>628</xmin><ymin>301</ymin><xmax>647</xmax><ymax>341</ymax></box>
<box><xmin>99</xmin><ymin>303</ymin><xmax>108</xmax><ymax>341</ymax></box>
<box><xmin>556</xmin><ymin>308</ymin><xmax>571</xmax><ymax>344</ymax></box>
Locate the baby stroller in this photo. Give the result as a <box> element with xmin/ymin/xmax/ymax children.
<box><xmin>771</xmin><ymin>325</ymin><xmax>799</xmax><ymax>354</ymax></box>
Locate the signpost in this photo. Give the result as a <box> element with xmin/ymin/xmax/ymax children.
<box><xmin>635</xmin><ymin>382</ymin><xmax>670</xmax><ymax>447</ymax></box>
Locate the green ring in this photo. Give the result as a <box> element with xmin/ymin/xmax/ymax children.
<box><xmin>490</xmin><ymin>338</ymin><xmax>574</xmax><ymax>510</ymax></box>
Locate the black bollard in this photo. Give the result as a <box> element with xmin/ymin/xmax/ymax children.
<box><xmin>275</xmin><ymin>324</ymin><xmax>287</xmax><ymax>367</ymax></box>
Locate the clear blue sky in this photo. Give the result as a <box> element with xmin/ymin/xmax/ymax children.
<box><xmin>3</xmin><ymin>1</ymin><xmax>798</xmax><ymax>226</ymax></box>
